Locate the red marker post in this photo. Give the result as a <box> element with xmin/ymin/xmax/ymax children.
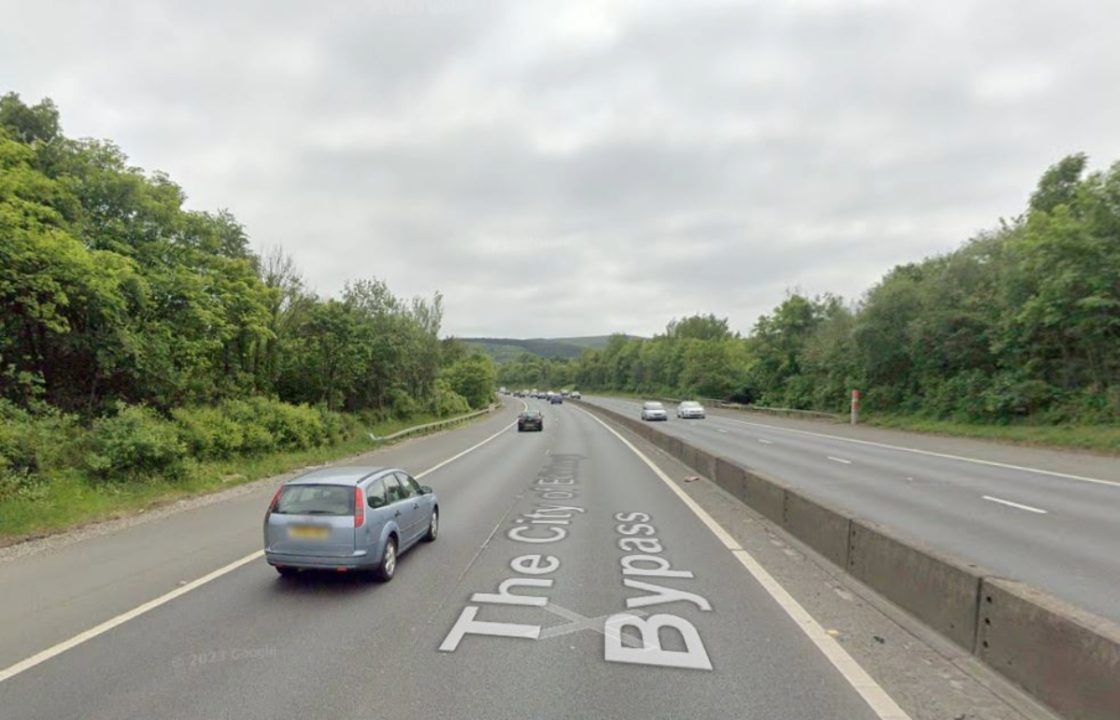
<box><xmin>850</xmin><ymin>389</ymin><xmax>861</xmax><ymax>426</ymax></box>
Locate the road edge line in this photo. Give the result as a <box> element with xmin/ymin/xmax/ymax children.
<box><xmin>575</xmin><ymin>405</ymin><xmax>913</xmax><ymax>720</ymax></box>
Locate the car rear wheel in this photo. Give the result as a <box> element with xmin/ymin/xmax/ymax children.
<box><xmin>424</xmin><ymin>508</ymin><xmax>439</xmax><ymax>542</ymax></box>
<box><xmin>275</xmin><ymin>566</ymin><xmax>298</xmax><ymax>578</ymax></box>
<box><xmin>374</xmin><ymin>537</ymin><xmax>398</xmax><ymax>581</ymax></box>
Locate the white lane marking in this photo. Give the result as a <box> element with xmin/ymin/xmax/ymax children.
<box><xmin>827</xmin><ymin>456</ymin><xmax>852</xmax><ymax>465</ymax></box>
<box><xmin>0</xmin><ymin>411</ymin><xmax>518</xmax><ymax>684</ymax></box>
<box><xmin>0</xmin><ymin>551</ymin><xmax>262</xmax><ymax>683</ymax></box>
<box><xmin>590</xmin><ymin>399</ymin><xmax>1120</xmax><ymax>490</ymax></box>
<box><xmin>982</xmin><ymin>495</ymin><xmax>1048</xmax><ymax>515</ymax></box>
<box><xmin>717</xmin><ymin>428</ymin><xmax>728</xmax><ymax>434</ymax></box>
<box><xmin>575</xmin><ymin>406</ymin><xmax>912</xmax><ymax>720</ymax></box>
<box><xmin>757</xmin><ymin>438</ymin><xmax>772</xmax><ymax>445</ymax></box>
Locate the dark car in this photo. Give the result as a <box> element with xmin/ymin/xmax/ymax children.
<box><xmin>517</xmin><ymin>410</ymin><xmax>544</xmax><ymax>432</ymax></box>
<box><xmin>550</xmin><ymin>395</ymin><xmax>563</xmax><ymax>404</ymax></box>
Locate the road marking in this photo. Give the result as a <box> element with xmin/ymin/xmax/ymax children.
<box><xmin>596</xmin><ymin>401</ymin><xmax>1120</xmax><ymax>489</ymax></box>
<box><xmin>757</xmin><ymin>438</ymin><xmax>772</xmax><ymax>445</ymax></box>
<box><xmin>982</xmin><ymin>495</ymin><xmax>1048</xmax><ymax>514</ymax></box>
<box><xmin>0</xmin><ymin>412</ymin><xmax>517</xmax><ymax>685</ymax></box>
<box><xmin>827</xmin><ymin>456</ymin><xmax>852</xmax><ymax>465</ymax></box>
<box><xmin>717</xmin><ymin>428</ymin><xmax>728</xmax><ymax>434</ymax></box>
<box><xmin>576</xmin><ymin>407</ymin><xmax>911</xmax><ymax>720</ymax></box>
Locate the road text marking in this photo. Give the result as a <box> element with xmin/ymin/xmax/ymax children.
<box><xmin>576</xmin><ymin>406</ymin><xmax>912</xmax><ymax>720</ymax></box>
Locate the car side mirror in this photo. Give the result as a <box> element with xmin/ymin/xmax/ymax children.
<box><xmin>368</xmin><ymin>496</ymin><xmax>386</xmax><ymax>509</ymax></box>
<box><xmin>419</xmin><ymin>485</ymin><xmax>434</xmax><ymax>495</ymax></box>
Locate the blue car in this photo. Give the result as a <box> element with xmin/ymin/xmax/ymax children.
<box><xmin>264</xmin><ymin>466</ymin><xmax>438</xmax><ymax>581</ymax></box>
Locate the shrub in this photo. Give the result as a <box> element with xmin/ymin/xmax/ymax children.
<box><xmin>84</xmin><ymin>404</ymin><xmax>186</xmax><ymax>481</ymax></box>
<box><xmin>429</xmin><ymin>378</ymin><xmax>471</xmax><ymax>418</ymax></box>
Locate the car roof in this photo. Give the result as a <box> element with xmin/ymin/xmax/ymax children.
<box><xmin>286</xmin><ymin>466</ymin><xmax>389</xmax><ymax>486</ymax></box>
<box><xmin>681</xmin><ymin>400</ymin><xmax>701</xmax><ymax>405</ymax></box>
<box><xmin>644</xmin><ymin>401</ymin><xmax>663</xmax><ymax>406</ymax></box>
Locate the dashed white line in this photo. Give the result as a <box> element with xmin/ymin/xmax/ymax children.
<box><xmin>757</xmin><ymin>438</ymin><xmax>773</xmax><ymax>445</ymax></box>
<box><xmin>982</xmin><ymin>495</ymin><xmax>1048</xmax><ymax>514</ymax></box>
<box><xmin>0</xmin><ymin>412</ymin><xmax>518</xmax><ymax>684</ymax></box>
<box><xmin>827</xmin><ymin>456</ymin><xmax>852</xmax><ymax>465</ymax></box>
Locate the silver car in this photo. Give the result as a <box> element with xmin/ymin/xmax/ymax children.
<box><xmin>677</xmin><ymin>401</ymin><xmax>706</xmax><ymax>419</ymax></box>
<box><xmin>263</xmin><ymin>466</ymin><xmax>438</xmax><ymax>581</ymax></box>
<box><xmin>640</xmin><ymin>401</ymin><xmax>668</xmax><ymax>421</ymax></box>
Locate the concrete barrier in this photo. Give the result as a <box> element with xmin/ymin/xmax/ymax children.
<box><xmin>744</xmin><ymin>473</ymin><xmax>786</xmax><ymax>524</ymax></box>
<box><xmin>847</xmin><ymin>520</ymin><xmax>982</xmax><ymax>651</ymax></box>
<box><xmin>783</xmin><ymin>491</ymin><xmax>850</xmax><ymax>568</ymax></box>
<box><xmin>578</xmin><ymin>399</ymin><xmax>1120</xmax><ymax>719</ymax></box>
<box><xmin>978</xmin><ymin>578</ymin><xmax>1120</xmax><ymax>720</ymax></box>
<box><xmin>713</xmin><ymin>458</ymin><xmax>747</xmax><ymax>502</ymax></box>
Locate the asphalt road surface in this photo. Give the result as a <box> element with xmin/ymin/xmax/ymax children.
<box><xmin>0</xmin><ymin>399</ymin><xmax>924</xmax><ymax>720</ymax></box>
<box><xmin>583</xmin><ymin>395</ymin><xmax>1120</xmax><ymax>624</ymax></box>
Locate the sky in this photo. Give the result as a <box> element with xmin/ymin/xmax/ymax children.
<box><xmin>3</xmin><ymin>0</ymin><xmax>1119</xmax><ymax>338</ymax></box>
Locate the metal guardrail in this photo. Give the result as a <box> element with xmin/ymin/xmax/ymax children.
<box><xmin>368</xmin><ymin>402</ymin><xmax>500</xmax><ymax>442</ymax></box>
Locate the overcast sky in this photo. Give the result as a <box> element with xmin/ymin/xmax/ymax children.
<box><xmin>3</xmin><ymin>1</ymin><xmax>1119</xmax><ymax>338</ymax></box>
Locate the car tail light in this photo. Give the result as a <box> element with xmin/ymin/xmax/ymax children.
<box><xmin>354</xmin><ymin>486</ymin><xmax>365</xmax><ymax>528</ymax></box>
<box><xmin>267</xmin><ymin>486</ymin><xmax>283</xmax><ymax>515</ymax></box>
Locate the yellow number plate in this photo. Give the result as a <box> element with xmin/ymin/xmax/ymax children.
<box><xmin>289</xmin><ymin>525</ymin><xmax>330</xmax><ymax>540</ymax></box>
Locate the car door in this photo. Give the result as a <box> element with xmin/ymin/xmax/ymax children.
<box><xmin>360</xmin><ymin>477</ymin><xmax>391</xmax><ymax>555</ymax></box>
<box><xmin>393</xmin><ymin>472</ymin><xmax>424</xmax><ymax>545</ymax></box>
<box><xmin>400</xmin><ymin>472</ymin><xmax>433</xmax><ymax>538</ymax></box>
<box><xmin>380</xmin><ymin>473</ymin><xmax>410</xmax><ymax>545</ymax></box>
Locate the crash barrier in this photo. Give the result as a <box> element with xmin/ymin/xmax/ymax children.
<box><xmin>579</xmin><ymin>401</ymin><xmax>1120</xmax><ymax>720</ymax></box>
<box><xmin>371</xmin><ymin>403</ymin><xmax>500</xmax><ymax>443</ymax></box>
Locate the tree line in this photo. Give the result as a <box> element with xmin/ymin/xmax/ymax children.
<box><xmin>501</xmin><ymin>154</ymin><xmax>1120</xmax><ymax>424</ymax></box>
<box><xmin>0</xmin><ymin>93</ymin><xmax>494</xmax><ymax>497</ymax></box>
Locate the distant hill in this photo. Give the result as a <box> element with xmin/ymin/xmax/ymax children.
<box><xmin>461</xmin><ymin>335</ymin><xmax>641</xmax><ymax>362</ymax></box>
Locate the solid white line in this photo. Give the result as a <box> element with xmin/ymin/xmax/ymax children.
<box><xmin>575</xmin><ymin>407</ymin><xmax>912</xmax><ymax>720</ymax></box>
<box><xmin>827</xmin><ymin>456</ymin><xmax>852</xmax><ymax>465</ymax></box>
<box><xmin>0</xmin><ymin>409</ymin><xmax>517</xmax><ymax>684</ymax></box>
<box><xmin>982</xmin><ymin>495</ymin><xmax>1048</xmax><ymax>514</ymax></box>
<box><xmin>0</xmin><ymin>551</ymin><xmax>263</xmax><ymax>683</ymax></box>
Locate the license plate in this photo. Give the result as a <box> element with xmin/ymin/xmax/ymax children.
<box><xmin>289</xmin><ymin>525</ymin><xmax>330</xmax><ymax>540</ymax></box>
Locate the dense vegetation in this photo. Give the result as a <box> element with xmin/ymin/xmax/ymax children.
<box><xmin>502</xmin><ymin>155</ymin><xmax>1120</xmax><ymax>426</ymax></box>
<box><xmin>0</xmin><ymin>93</ymin><xmax>494</xmax><ymax>509</ymax></box>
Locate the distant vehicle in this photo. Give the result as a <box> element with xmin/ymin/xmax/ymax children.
<box><xmin>499</xmin><ymin>387</ymin><xmax>508</xmax><ymax>395</ymax></box>
<box><xmin>570</xmin><ymin>391</ymin><xmax>582</xmax><ymax>399</ymax></box>
<box><xmin>550</xmin><ymin>394</ymin><xmax>563</xmax><ymax>404</ymax></box>
<box><xmin>518</xmin><ymin>410</ymin><xmax>544</xmax><ymax>431</ymax></box>
<box><xmin>264</xmin><ymin>466</ymin><xmax>438</xmax><ymax>581</ymax></box>
<box><xmin>640</xmin><ymin>401</ymin><xmax>668</xmax><ymax>421</ymax></box>
<box><xmin>561</xmin><ymin>390</ymin><xmax>570</xmax><ymax>397</ymax></box>
<box><xmin>677</xmin><ymin>401</ymin><xmax>706</xmax><ymax>419</ymax></box>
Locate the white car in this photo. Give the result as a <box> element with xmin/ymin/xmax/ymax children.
<box><xmin>677</xmin><ymin>401</ymin><xmax>706</xmax><ymax>419</ymax></box>
<box><xmin>640</xmin><ymin>401</ymin><xmax>668</xmax><ymax>421</ymax></box>
<box><xmin>570</xmin><ymin>391</ymin><xmax>582</xmax><ymax>400</ymax></box>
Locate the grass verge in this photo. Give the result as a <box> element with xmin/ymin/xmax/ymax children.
<box><xmin>863</xmin><ymin>415</ymin><xmax>1120</xmax><ymax>454</ymax></box>
<box><xmin>0</xmin><ymin>411</ymin><xmax>488</xmax><ymax>545</ymax></box>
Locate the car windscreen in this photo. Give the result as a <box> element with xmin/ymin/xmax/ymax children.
<box><xmin>644</xmin><ymin>403</ymin><xmax>663</xmax><ymax>409</ymax></box>
<box><xmin>274</xmin><ymin>484</ymin><xmax>354</xmax><ymax>515</ymax></box>
<box><xmin>681</xmin><ymin>402</ymin><xmax>700</xmax><ymax>408</ymax></box>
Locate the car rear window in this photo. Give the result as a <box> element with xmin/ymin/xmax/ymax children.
<box><xmin>274</xmin><ymin>484</ymin><xmax>354</xmax><ymax>515</ymax></box>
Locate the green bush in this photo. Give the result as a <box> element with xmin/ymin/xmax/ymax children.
<box><xmin>429</xmin><ymin>378</ymin><xmax>471</xmax><ymax>417</ymax></box>
<box><xmin>388</xmin><ymin>388</ymin><xmax>420</xmax><ymax>419</ymax></box>
<box><xmin>172</xmin><ymin>405</ymin><xmax>246</xmax><ymax>459</ymax></box>
<box><xmin>0</xmin><ymin>400</ymin><xmax>81</xmax><ymax>500</ymax></box>
<box><xmin>84</xmin><ymin>404</ymin><xmax>186</xmax><ymax>481</ymax></box>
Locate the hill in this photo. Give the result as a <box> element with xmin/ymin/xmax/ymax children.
<box><xmin>462</xmin><ymin>335</ymin><xmax>641</xmax><ymax>362</ymax></box>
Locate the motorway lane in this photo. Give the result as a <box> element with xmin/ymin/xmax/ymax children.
<box><xmin>0</xmin><ymin>403</ymin><xmax>524</xmax><ymax>671</ymax></box>
<box><xmin>583</xmin><ymin>395</ymin><xmax>1120</xmax><ymax>624</ymax></box>
<box><xmin>1</xmin><ymin>399</ymin><xmax>892</xmax><ymax>720</ymax></box>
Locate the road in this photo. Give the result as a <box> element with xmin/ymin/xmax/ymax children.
<box><xmin>1</xmin><ymin>398</ymin><xmax>1068</xmax><ymax>720</ymax></box>
<box><xmin>583</xmin><ymin>395</ymin><xmax>1120</xmax><ymax>624</ymax></box>
<box><xmin>0</xmin><ymin>399</ymin><xmax>919</xmax><ymax>720</ymax></box>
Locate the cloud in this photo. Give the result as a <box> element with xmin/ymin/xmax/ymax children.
<box><xmin>2</xmin><ymin>0</ymin><xmax>1120</xmax><ymax>337</ymax></box>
